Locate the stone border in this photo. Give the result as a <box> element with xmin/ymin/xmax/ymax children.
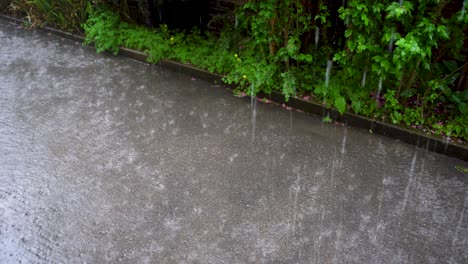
<box><xmin>1</xmin><ymin>14</ymin><xmax>467</xmax><ymax>161</ymax></box>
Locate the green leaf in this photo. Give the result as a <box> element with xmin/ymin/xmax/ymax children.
<box><xmin>360</xmin><ymin>14</ymin><xmax>369</xmax><ymax>26</ymax></box>
<box><xmin>437</xmin><ymin>25</ymin><xmax>449</xmax><ymax>39</ymax></box>
<box><xmin>400</xmin><ymin>89</ymin><xmax>416</xmax><ymax>98</ymax></box>
<box><xmin>442</xmin><ymin>60</ymin><xmax>458</xmax><ymax>72</ymax></box>
<box><xmin>335</xmin><ymin>97</ymin><xmax>347</xmax><ymax>114</ymax></box>
<box><xmin>451</xmin><ymin>93</ymin><xmax>462</xmax><ymax>104</ymax></box>
<box><xmin>297</xmin><ymin>54</ymin><xmax>313</xmax><ymax>62</ymax></box>
<box><xmin>390</xmin><ymin>111</ymin><xmax>402</xmax><ymax>124</ymax></box>
<box><xmin>345</xmin><ymin>29</ymin><xmax>352</xmax><ymax>38</ymax></box>
<box><xmin>458</xmin><ymin>90</ymin><xmax>468</xmax><ymax>101</ymax></box>
<box><xmin>351</xmin><ymin>100</ymin><xmax>362</xmax><ymax>114</ymax></box>
<box><xmin>458</xmin><ymin>103</ymin><xmax>468</xmax><ymax>115</ymax></box>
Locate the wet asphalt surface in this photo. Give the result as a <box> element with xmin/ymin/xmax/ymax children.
<box><xmin>0</xmin><ymin>19</ymin><xmax>467</xmax><ymax>263</ymax></box>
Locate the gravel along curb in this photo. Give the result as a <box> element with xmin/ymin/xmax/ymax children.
<box><xmin>1</xmin><ymin>14</ymin><xmax>467</xmax><ymax>161</ymax></box>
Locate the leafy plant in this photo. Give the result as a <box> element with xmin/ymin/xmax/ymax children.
<box><xmin>455</xmin><ymin>165</ymin><xmax>468</xmax><ymax>173</ymax></box>
<box><xmin>323</xmin><ymin>115</ymin><xmax>332</xmax><ymax>123</ymax></box>
<box><xmin>10</xmin><ymin>0</ymin><xmax>91</xmax><ymax>32</ymax></box>
<box><xmin>83</xmin><ymin>7</ymin><xmax>122</xmax><ymax>55</ymax></box>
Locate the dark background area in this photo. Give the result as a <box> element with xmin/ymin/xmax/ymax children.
<box><xmin>126</xmin><ymin>0</ymin><xmax>246</xmax><ymax>30</ymax></box>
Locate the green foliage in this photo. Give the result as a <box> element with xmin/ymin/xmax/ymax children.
<box><xmin>455</xmin><ymin>165</ymin><xmax>468</xmax><ymax>174</ymax></box>
<box><xmin>83</xmin><ymin>7</ymin><xmax>121</xmax><ymax>55</ymax></box>
<box><xmin>322</xmin><ymin>115</ymin><xmax>332</xmax><ymax>123</ymax></box>
<box><xmin>83</xmin><ymin>6</ymin><xmax>238</xmax><ymax>73</ymax></box>
<box><xmin>30</xmin><ymin>0</ymin><xmax>468</xmax><ymax>141</ymax></box>
<box><xmin>223</xmin><ymin>52</ymin><xmax>277</xmax><ymax>96</ymax></box>
<box><xmin>333</xmin><ymin>0</ymin><xmax>468</xmax><ymax>140</ymax></box>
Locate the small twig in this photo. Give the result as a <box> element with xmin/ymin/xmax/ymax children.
<box><xmin>442</xmin><ymin>61</ymin><xmax>468</xmax><ymax>81</ymax></box>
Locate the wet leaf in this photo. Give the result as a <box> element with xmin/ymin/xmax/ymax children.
<box><xmin>334</xmin><ymin>97</ymin><xmax>346</xmax><ymax>114</ymax></box>
<box><xmin>400</xmin><ymin>88</ymin><xmax>416</xmax><ymax>98</ymax></box>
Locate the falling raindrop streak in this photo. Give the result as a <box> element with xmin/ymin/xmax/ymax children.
<box><xmin>401</xmin><ymin>150</ymin><xmax>417</xmax><ymax>212</ymax></box>
<box><xmin>315</xmin><ymin>27</ymin><xmax>320</xmax><ymax>48</ymax></box>
<box><xmin>250</xmin><ymin>82</ymin><xmax>254</xmax><ymax>108</ymax></box>
<box><xmin>377</xmin><ymin>189</ymin><xmax>383</xmax><ymax>224</ymax></box>
<box><xmin>341</xmin><ymin>126</ymin><xmax>347</xmax><ymax>154</ymax></box>
<box><xmin>388</xmin><ymin>29</ymin><xmax>395</xmax><ymax>53</ymax></box>
<box><xmin>361</xmin><ymin>70</ymin><xmax>367</xmax><ymax>87</ymax></box>
<box><xmin>462</xmin><ymin>0</ymin><xmax>467</xmax><ymax>19</ymax></box>
<box><xmin>388</xmin><ymin>1</ymin><xmax>402</xmax><ymax>53</ymax></box>
<box><xmin>251</xmin><ymin>83</ymin><xmax>256</xmax><ymax>143</ymax></box>
<box><xmin>443</xmin><ymin>136</ymin><xmax>450</xmax><ymax>153</ymax></box>
<box><xmin>451</xmin><ymin>198</ymin><xmax>466</xmax><ymax>251</ymax></box>
<box><xmin>289</xmin><ymin>110</ymin><xmax>293</xmax><ymax>129</ymax></box>
<box><xmin>291</xmin><ymin>175</ymin><xmax>300</xmax><ymax>234</ymax></box>
<box><xmin>376</xmin><ymin>78</ymin><xmax>383</xmax><ymax>103</ymax></box>
<box><xmin>315</xmin><ymin>209</ymin><xmax>326</xmax><ymax>264</ymax></box>
<box><xmin>330</xmin><ymin>154</ymin><xmax>336</xmax><ymax>186</ymax></box>
<box><xmin>325</xmin><ymin>60</ymin><xmax>333</xmax><ymax>88</ymax></box>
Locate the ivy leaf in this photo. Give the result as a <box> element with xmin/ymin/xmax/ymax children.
<box><xmin>297</xmin><ymin>54</ymin><xmax>313</xmax><ymax>63</ymax></box>
<box><xmin>442</xmin><ymin>60</ymin><xmax>458</xmax><ymax>72</ymax></box>
<box><xmin>372</xmin><ymin>4</ymin><xmax>383</xmax><ymax>14</ymax></box>
<box><xmin>458</xmin><ymin>102</ymin><xmax>468</xmax><ymax>115</ymax></box>
<box><xmin>400</xmin><ymin>88</ymin><xmax>416</xmax><ymax>98</ymax></box>
<box><xmin>451</xmin><ymin>93</ymin><xmax>462</xmax><ymax>104</ymax></box>
<box><xmin>335</xmin><ymin>97</ymin><xmax>347</xmax><ymax>114</ymax></box>
<box><xmin>356</xmin><ymin>3</ymin><xmax>367</xmax><ymax>11</ymax></box>
<box><xmin>458</xmin><ymin>90</ymin><xmax>468</xmax><ymax>101</ymax></box>
<box><xmin>351</xmin><ymin>99</ymin><xmax>362</xmax><ymax>114</ymax></box>
<box><xmin>437</xmin><ymin>25</ymin><xmax>449</xmax><ymax>40</ymax></box>
<box><xmin>380</xmin><ymin>60</ymin><xmax>391</xmax><ymax>72</ymax></box>
<box><xmin>345</xmin><ymin>29</ymin><xmax>352</xmax><ymax>38</ymax></box>
<box><xmin>390</xmin><ymin>111</ymin><xmax>403</xmax><ymax>124</ymax></box>
<box><xmin>360</xmin><ymin>14</ymin><xmax>369</xmax><ymax>26</ymax></box>
<box><xmin>348</xmin><ymin>40</ymin><xmax>356</xmax><ymax>51</ymax></box>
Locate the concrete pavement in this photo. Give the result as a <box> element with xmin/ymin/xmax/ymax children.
<box><xmin>0</xmin><ymin>20</ymin><xmax>467</xmax><ymax>263</ymax></box>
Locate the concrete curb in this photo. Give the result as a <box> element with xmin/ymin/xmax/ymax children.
<box><xmin>1</xmin><ymin>14</ymin><xmax>467</xmax><ymax>161</ymax></box>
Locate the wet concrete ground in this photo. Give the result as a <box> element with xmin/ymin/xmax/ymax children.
<box><xmin>0</xmin><ymin>19</ymin><xmax>467</xmax><ymax>263</ymax></box>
